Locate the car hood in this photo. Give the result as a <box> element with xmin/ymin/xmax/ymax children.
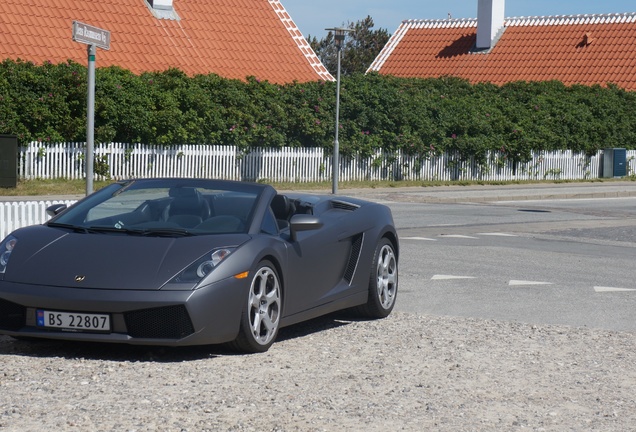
<box><xmin>6</xmin><ymin>225</ymin><xmax>250</xmax><ymax>290</ymax></box>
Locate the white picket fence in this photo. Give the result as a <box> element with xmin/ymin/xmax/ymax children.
<box><xmin>0</xmin><ymin>200</ymin><xmax>77</xmax><ymax>238</ymax></box>
<box><xmin>3</xmin><ymin>142</ymin><xmax>634</xmax><ymax>238</ymax></box>
<box><xmin>18</xmin><ymin>142</ymin><xmax>630</xmax><ymax>183</ymax></box>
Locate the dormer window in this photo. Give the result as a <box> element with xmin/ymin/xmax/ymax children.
<box><xmin>145</xmin><ymin>0</ymin><xmax>180</xmax><ymax>20</ymax></box>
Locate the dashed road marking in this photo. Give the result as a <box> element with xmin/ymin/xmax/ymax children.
<box><xmin>401</xmin><ymin>236</ymin><xmax>437</xmax><ymax>241</ymax></box>
<box><xmin>431</xmin><ymin>274</ymin><xmax>477</xmax><ymax>280</ymax></box>
<box><xmin>594</xmin><ymin>286</ymin><xmax>636</xmax><ymax>293</ymax></box>
<box><xmin>509</xmin><ymin>280</ymin><xmax>553</xmax><ymax>286</ymax></box>
<box><xmin>476</xmin><ymin>232</ymin><xmax>518</xmax><ymax>237</ymax></box>
<box><xmin>438</xmin><ymin>234</ymin><xmax>479</xmax><ymax>239</ymax></box>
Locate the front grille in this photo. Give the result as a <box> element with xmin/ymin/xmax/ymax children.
<box><xmin>344</xmin><ymin>234</ymin><xmax>364</xmax><ymax>283</ymax></box>
<box><xmin>0</xmin><ymin>299</ymin><xmax>26</xmax><ymax>331</ymax></box>
<box><xmin>124</xmin><ymin>305</ymin><xmax>194</xmax><ymax>339</ymax></box>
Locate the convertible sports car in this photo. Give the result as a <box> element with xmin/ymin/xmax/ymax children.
<box><xmin>0</xmin><ymin>178</ymin><xmax>398</xmax><ymax>352</ymax></box>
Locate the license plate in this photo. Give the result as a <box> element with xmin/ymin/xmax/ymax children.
<box><xmin>36</xmin><ymin>309</ymin><xmax>111</xmax><ymax>332</ymax></box>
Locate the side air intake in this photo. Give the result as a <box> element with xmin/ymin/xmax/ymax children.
<box><xmin>344</xmin><ymin>234</ymin><xmax>364</xmax><ymax>283</ymax></box>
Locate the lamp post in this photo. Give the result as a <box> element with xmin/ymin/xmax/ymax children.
<box><xmin>325</xmin><ymin>27</ymin><xmax>351</xmax><ymax>195</ymax></box>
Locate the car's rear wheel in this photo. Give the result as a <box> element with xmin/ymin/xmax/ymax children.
<box><xmin>230</xmin><ymin>260</ymin><xmax>281</xmax><ymax>353</ymax></box>
<box><xmin>356</xmin><ymin>237</ymin><xmax>398</xmax><ymax>318</ymax></box>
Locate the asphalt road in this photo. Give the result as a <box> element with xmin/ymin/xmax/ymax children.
<box><xmin>384</xmin><ymin>194</ymin><xmax>636</xmax><ymax>332</ymax></box>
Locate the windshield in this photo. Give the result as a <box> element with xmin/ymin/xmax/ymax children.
<box><xmin>49</xmin><ymin>179</ymin><xmax>264</xmax><ymax>235</ymax></box>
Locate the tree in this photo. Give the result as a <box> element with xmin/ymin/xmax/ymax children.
<box><xmin>308</xmin><ymin>16</ymin><xmax>390</xmax><ymax>76</ymax></box>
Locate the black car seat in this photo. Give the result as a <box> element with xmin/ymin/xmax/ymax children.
<box><xmin>271</xmin><ymin>194</ymin><xmax>296</xmax><ymax>229</ymax></box>
<box><xmin>166</xmin><ymin>187</ymin><xmax>211</xmax><ymax>228</ymax></box>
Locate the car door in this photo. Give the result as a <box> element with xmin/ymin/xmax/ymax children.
<box><xmin>282</xmin><ymin>213</ymin><xmax>353</xmax><ymax>317</ymax></box>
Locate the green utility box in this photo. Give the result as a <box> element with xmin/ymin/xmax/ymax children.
<box><xmin>603</xmin><ymin>148</ymin><xmax>627</xmax><ymax>178</ymax></box>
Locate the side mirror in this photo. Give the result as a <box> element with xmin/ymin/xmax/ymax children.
<box><xmin>46</xmin><ymin>203</ymin><xmax>67</xmax><ymax>218</ymax></box>
<box><xmin>289</xmin><ymin>214</ymin><xmax>323</xmax><ymax>241</ymax></box>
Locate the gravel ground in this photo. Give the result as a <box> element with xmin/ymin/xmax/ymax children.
<box><xmin>1</xmin><ymin>311</ymin><xmax>635</xmax><ymax>431</ymax></box>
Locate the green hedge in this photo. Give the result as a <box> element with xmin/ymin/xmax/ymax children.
<box><xmin>2</xmin><ymin>58</ymin><xmax>636</xmax><ymax>165</ymax></box>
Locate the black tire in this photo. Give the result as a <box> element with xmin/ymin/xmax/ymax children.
<box><xmin>230</xmin><ymin>260</ymin><xmax>282</xmax><ymax>353</ymax></box>
<box><xmin>356</xmin><ymin>237</ymin><xmax>398</xmax><ymax>318</ymax></box>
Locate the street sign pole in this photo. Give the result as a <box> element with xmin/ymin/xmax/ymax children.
<box><xmin>72</xmin><ymin>21</ymin><xmax>110</xmax><ymax>196</ymax></box>
<box><xmin>86</xmin><ymin>44</ymin><xmax>96</xmax><ymax>195</ymax></box>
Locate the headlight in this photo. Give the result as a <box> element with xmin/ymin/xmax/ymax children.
<box><xmin>0</xmin><ymin>235</ymin><xmax>18</xmax><ymax>274</ymax></box>
<box><xmin>196</xmin><ymin>248</ymin><xmax>233</xmax><ymax>278</ymax></box>
<box><xmin>172</xmin><ymin>247</ymin><xmax>235</xmax><ymax>284</ymax></box>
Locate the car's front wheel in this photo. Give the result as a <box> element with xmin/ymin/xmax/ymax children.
<box><xmin>230</xmin><ymin>260</ymin><xmax>282</xmax><ymax>353</ymax></box>
<box><xmin>356</xmin><ymin>237</ymin><xmax>398</xmax><ymax>318</ymax></box>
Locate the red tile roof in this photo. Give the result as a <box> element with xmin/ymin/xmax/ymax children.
<box><xmin>0</xmin><ymin>0</ymin><xmax>332</xmax><ymax>83</ymax></box>
<box><xmin>369</xmin><ymin>13</ymin><xmax>636</xmax><ymax>90</ymax></box>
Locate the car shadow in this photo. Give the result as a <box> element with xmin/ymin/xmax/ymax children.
<box><xmin>276</xmin><ymin>311</ymin><xmax>356</xmax><ymax>342</ymax></box>
<box><xmin>0</xmin><ymin>313</ymin><xmax>360</xmax><ymax>362</ymax></box>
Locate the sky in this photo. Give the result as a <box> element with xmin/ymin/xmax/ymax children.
<box><xmin>282</xmin><ymin>0</ymin><xmax>636</xmax><ymax>39</ymax></box>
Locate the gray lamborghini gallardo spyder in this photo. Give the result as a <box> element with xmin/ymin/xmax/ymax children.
<box><xmin>0</xmin><ymin>178</ymin><xmax>398</xmax><ymax>352</ymax></box>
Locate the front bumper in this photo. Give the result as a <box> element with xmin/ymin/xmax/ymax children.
<box><xmin>0</xmin><ymin>277</ymin><xmax>247</xmax><ymax>346</ymax></box>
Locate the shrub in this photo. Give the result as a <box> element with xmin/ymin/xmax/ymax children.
<box><xmin>2</xmin><ymin>59</ymin><xmax>636</xmax><ymax>162</ymax></box>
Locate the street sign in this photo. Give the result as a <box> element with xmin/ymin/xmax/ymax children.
<box><xmin>72</xmin><ymin>21</ymin><xmax>111</xmax><ymax>194</ymax></box>
<box><xmin>72</xmin><ymin>21</ymin><xmax>110</xmax><ymax>50</ymax></box>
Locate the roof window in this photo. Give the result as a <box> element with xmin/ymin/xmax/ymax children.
<box><xmin>145</xmin><ymin>0</ymin><xmax>180</xmax><ymax>20</ymax></box>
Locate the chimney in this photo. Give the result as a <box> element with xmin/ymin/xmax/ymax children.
<box><xmin>476</xmin><ymin>0</ymin><xmax>505</xmax><ymax>50</ymax></box>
